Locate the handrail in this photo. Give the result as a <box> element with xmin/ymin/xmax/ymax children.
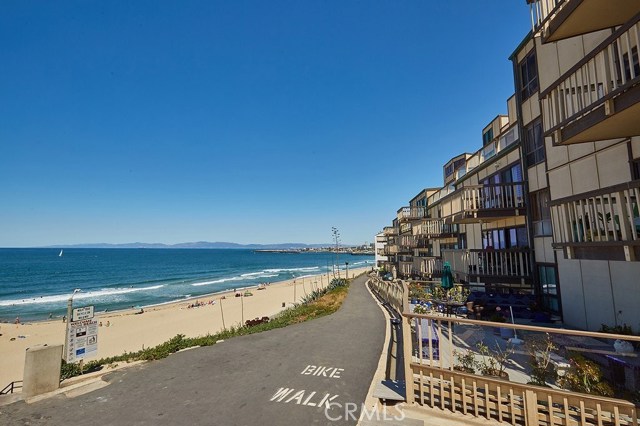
<box><xmin>403</xmin><ymin>311</ymin><xmax>640</xmax><ymax>342</ymax></box>
<box><xmin>0</xmin><ymin>380</ymin><xmax>23</xmax><ymax>395</ymax></box>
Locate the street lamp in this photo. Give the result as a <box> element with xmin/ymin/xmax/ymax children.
<box><xmin>63</xmin><ymin>288</ymin><xmax>81</xmax><ymax>362</ymax></box>
<box><xmin>345</xmin><ymin>262</ymin><xmax>349</xmax><ymax>279</ymax></box>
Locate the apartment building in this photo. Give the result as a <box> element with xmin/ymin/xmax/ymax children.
<box><xmin>374</xmin><ymin>232</ymin><xmax>388</xmax><ymax>270</ymax></box>
<box><xmin>379</xmin><ymin>1</ymin><xmax>640</xmax><ymax>331</ymax></box>
<box><xmin>383</xmin><ymin>96</ymin><xmax>538</xmax><ymax>295</ymax></box>
<box><xmin>519</xmin><ymin>0</ymin><xmax>640</xmax><ymax>330</ymax></box>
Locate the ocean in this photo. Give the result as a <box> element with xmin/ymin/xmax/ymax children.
<box><xmin>0</xmin><ymin>248</ymin><xmax>373</xmax><ymax>322</ymax></box>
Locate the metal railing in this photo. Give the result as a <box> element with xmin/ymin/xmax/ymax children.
<box><xmin>540</xmin><ymin>13</ymin><xmax>640</xmax><ymax>140</ymax></box>
<box><xmin>0</xmin><ymin>380</ymin><xmax>23</xmax><ymax>395</ymax></box>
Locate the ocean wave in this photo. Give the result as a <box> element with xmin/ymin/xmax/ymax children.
<box><xmin>191</xmin><ymin>273</ymin><xmax>279</xmax><ymax>287</ymax></box>
<box><xmin>264</xmin><ymin>267</ymin><xmax>320</xmax><ymax>273</ymax></box>
<box><xmin>0</xmin><ymin>284</ymin><xmax>165</xmax><ymax>307</ymax></box>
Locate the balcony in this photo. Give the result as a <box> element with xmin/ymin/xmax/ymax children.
<box><xmin>529</xmin><ymin>0</ymin><xmax>640</xmax><ymax>43</ymax></box>
<box><xmin>397</xmin><ymin>206</ymin><xmax>429</xmax><ymax>222</ymax></box>
<box><xmin>413</xmin><ymin>220</ymin><xmax>459</xmax><ymax>239</ymax></box>
<box><xmin>540</xmin><ymin>13</ymin><xmax>640</xmax><ymax>145</ymax></box>
<box><xmin>442</xmin><ymin>248</ymin><xmax>533</xmax><ymax>285</ymax></box>
<box><xmin>399</xmin><ymin>222</ymin><xmax>412</xmax><ymax>235</ymax></box>
<box><xmin>383</xmin><ymin>226</ymin><xmax>398</xmax><ymax>237</ymax></box>
<box><xmin>450</xmin><ymin>183</ymin><xmax>526</xmax><ymax>224</ymax></box>
<box><xmin>383</xmin><ymin>245</ymin><xmax>399</xmax><ymax>256</ymax></box>
<box><xmin>549</xmin><ymin>180</ymin><xmax>640</xmax><ymax>261</ymax></box>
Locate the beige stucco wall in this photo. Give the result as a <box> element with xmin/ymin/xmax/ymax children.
<box><xmin>536</xmin><ymin>30</ymin><xmax>612</xmax><ymax>94</ymax></box>
<box><xmin>546</xmin><ymin>140</ymin><xmax>633</xmax><ymax>201</ymax></box>
<box><xmin>558</xmin><ymin>255</ymin><xmax>640</xmax><ymax>331</ymax></box>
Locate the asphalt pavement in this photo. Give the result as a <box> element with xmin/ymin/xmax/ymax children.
<box><xmin>0</xmin><ymin>274</ymin><xmax>385</xmax><ymax>426</ymax></box>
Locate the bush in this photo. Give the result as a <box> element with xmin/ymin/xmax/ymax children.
<box><xmin>557</xmin><ymin>354</ymin><xmax>614</xmax><ymax>397</ymax></box>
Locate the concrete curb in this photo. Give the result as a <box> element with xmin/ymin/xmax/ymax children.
<box><xmin>357</xmin><ymin>277</ymin><xmax>394</xmax><ymax>424</ymax></box>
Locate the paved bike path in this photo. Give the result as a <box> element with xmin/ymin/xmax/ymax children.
<box><xmin>1</xmin><ymin>274</ymin><xmax>385</xmax><ymax>426</ymax></box>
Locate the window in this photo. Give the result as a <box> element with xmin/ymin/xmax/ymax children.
<box><xmin>482</xmin><ymin>226</ymin><xmax>528</xmax><ymax>249</ymax></box>
<box><xmin>458</xmin><ymin>233</ymin><xmax>467</xmax><ymax>250</ymax></box>
<box><xmin>524</xmin><ymin>119</ymin><xmax>545</xmax><ymax>167</ymax></box>
<box><xmin>444</xmin><ymin>164</ymin><xmax>454</xmax><ymax>177</ymax></box>
<box><xmin>519</xmin><ymin>51</ymin><xmax>539</xmax><ymax>100</ymax></box>
<box><xmin>530</xmin><ymin>189</ymin><xmax>552</xmax><ymax>236</ymax></box>
<box><xmin>539</xmin><ymin>265</ymin><xmax>559</xmax><ymax>313</ymax></box>
<box><xmin>632</xmin><ymin>159</ymin><xmax>640</xmax><ymax>180</ymax></box>
<box><xmin>483</xmin><ymin>128</ymin><xmax>494</xmax><ymax>146</ymax></box>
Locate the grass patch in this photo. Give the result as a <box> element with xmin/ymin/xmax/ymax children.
<box><xmin>61</xmin><ymin>277</ymin><xmax>354</xmax><ymax>381</ymax></box>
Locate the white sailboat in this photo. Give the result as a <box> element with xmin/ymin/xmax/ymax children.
<box><xmin>59</xmin><ymin>249</ymin><xmax>64</xmax><ymax>257</ymax></box>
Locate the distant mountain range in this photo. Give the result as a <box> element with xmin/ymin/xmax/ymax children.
<box><xmin>43</xmin><ymin>242</ymin><xmax>344</xmax><ymax>249</ymax></box>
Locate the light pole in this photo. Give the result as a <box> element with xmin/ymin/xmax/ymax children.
<box><xmin>220</xmin><ymin>297</ymin><xmax>226</xmax><ymax>330</ymax></box>
<box><xmin>332</xmin><ymin>227</ymin><xmax>341</xmax><ymax>279</ymax></box>
<box><xmin>345</xmin><ymin>262</ymin><xmax>349</xmax><ymax>280</ymax></box>
<box><xmin>63</xmin><ymin>288</ymin><xmax>81</xmax><ymax>362</ymax></box>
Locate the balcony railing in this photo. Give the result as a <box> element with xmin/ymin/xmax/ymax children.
<box><xmin>540</xmin><ymin>13</ymin><xmax>640</xmax><ymax>144</ymax></box>
<box><xmin>383</xmin><ymin>226</ymin><xmax>398</xmax><ymax>236</ymax></box>
<box><xmin>397</xmin><ymin>206</ymin><xmax>429</xmax><ymax>222</ymax></box>
<box><xmin>550</xmin><ymin>180</ymin><xmax>640</xmax><ymax>261</ymax></box>
<box><xmin>530</xmin><ymin>0</ymin><xmax>640</xmax><ymax>43</ymax></box>
<box><xmin>450</xmin><ymin>183</ymin><xmax>526</xmax><ymax>223</ymax></box>
<box><xmin>399</xmin><ymin>222</ymin><xmax>412</xmax><ymax>234</ymax></box>
<box><xmin>413</xmin><ymin>220</ymin><xmax>459</xmax><ymax>238</ymax></box>
<box><xmin>529</xmin><ymin>0</ymin><xmax>564</xmax><ymax>36</ymax></box>
<box><xmin>442</xmin><ymin>248</ymin><xmax>533</xmax><ymax>282</ymax></box>
<box><xmin>369</xmin><ymin>278</ymin><xmax>640</xmax><ymax>426</ymax></box>
<box><xmin>383</xmin><ymin>245</ymin><xmax>399</xmax><ymax>256</ymax></box>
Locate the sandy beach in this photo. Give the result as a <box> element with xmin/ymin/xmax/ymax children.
<box><xmin>0</xmin><ymin>267</ymin><xmax>369</xmax><ymax>387</ymax></box>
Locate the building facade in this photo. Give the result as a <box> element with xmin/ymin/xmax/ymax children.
<box><xmin>378</xmin><ymin>0</ymin><xmax>640</xmax><ymax>330</ymax></box>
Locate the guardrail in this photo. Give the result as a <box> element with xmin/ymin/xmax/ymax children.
<box><xmin>369</xmin><ymin>276</ymin><xmax>640</xmax><ymax>425</ymax></box>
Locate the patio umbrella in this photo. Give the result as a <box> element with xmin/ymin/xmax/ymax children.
<box><xmin>441</xmin><ymin>261</ymin><xmax>453</xmax><ymax>290</ymax></box>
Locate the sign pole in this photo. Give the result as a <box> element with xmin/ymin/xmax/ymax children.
<box><xmin>63</xmin><ymin>289</ymin><xmax>81</xmax><ymax>362</ymax></box>
<box><xmin>64</xmin><ymin>297</ymin><xmax>72</xmax><ymax>362</ymax></box>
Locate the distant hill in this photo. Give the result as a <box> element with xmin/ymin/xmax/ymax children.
<box><xmin>43</xmin><ymin>242</ymin><xmax>341</xmax><ymax>249</ymax></box>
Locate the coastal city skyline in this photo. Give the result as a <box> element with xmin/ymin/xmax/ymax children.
<box><xmin>0</xmin><ymin>1</ymin><xmax>529</xmax><ymax>247</ymax></box>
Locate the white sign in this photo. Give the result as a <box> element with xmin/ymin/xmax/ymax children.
<box><xmin>72</xmin><ymin>305</ymin><xmax>94</xmax><ymax>321</ymax></box>
<box><xmin>66</xmin><ymin>318</ymin><xmax>98</xmax><ymax>362</ymax></box>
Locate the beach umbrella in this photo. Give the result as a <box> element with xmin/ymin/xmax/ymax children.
<box><xmin>441</xmin><ymin>262</ymin><xmax>453</xmax><ymax>290</ymax></box>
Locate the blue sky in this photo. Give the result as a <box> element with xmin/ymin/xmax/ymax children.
<box><xmin>0</xmin><ymin>1</ymin><xmax>531</xmax><ymax>247</ymax></box>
